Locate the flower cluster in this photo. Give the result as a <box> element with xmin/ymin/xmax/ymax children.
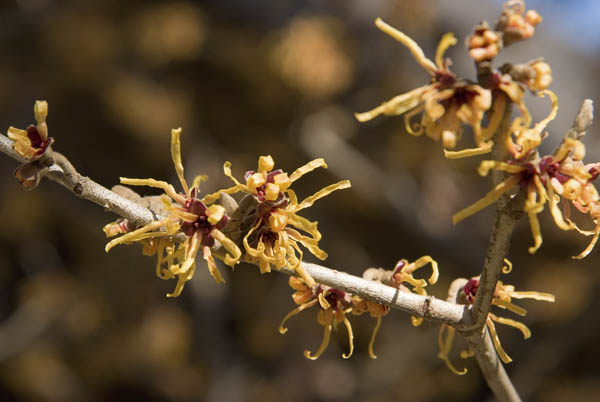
<box><xmin>355</xmin><ymin>18</ymin><xmax>494</xmax><ymax>158</ymax></box>
<box><xmin>496</xmin><ymin>0</ymin><xmax>542</xmax><ymax>45</ymax></box>
<box><xmin>103</xmin><ymin>131</ymin><xmax>350</xmax><ymax>296</ymax></box>
<box><xmin>453</xmin><ymin>99</ymin><xmax>600</xmax><ymax>257</ymax></box>
<box><xmin>280</xmin><ymin>256</ymin><xmax>438</xmax><ymax>359</ymax></box>
<box><xmin>468</xmin><ymin>22</ymin><xmax>501</xmax><ymax>63</ymax></box>
<box><xmin>439</xmin><ymin>273</ymin><xmax>554</xmax><ymax>375</ymax></box>
<box><xmin>104</xmin><ymin>128</ymin><xmax>242</xmax><ymax>297</ymax></box>
<box><xmin>204</xmin><ymin>155</ymin><xmax>350</xmax><ymax>288</ymax></box>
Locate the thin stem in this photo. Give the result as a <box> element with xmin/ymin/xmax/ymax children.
<box><xmin>467</xmin><ymin>98</ymin><xmax>520</xmax><ymax>331</ymax></box>
<box><xmin>466</xmin><ymin>330</ymin><xmax>522</xmax><ymax>402</ymax></box>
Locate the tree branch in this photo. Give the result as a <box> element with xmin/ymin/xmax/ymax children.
<box><xmin>465</xmin><ymin>97</ymin><xmax>521</xmax><ymax>332</ymax></box>
<box><xmin>0</xmin><ymin>132</ymin><xmax>469</xmax><ymax>328</ymax></box>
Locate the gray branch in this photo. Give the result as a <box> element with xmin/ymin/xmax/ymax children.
<box><xmin>0</xmin><ymin>129</ymin><xmax>522</xmax><ymax>401</ymax></box>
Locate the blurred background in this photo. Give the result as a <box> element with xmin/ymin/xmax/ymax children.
<box><xmin>0</xmin><ymin>0</ymin><xmax>599</xmax><ymax>401</ymax></box>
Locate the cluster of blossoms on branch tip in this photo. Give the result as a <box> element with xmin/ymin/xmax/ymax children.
<box><xmin>103</xmin><ymin>128</ymin><xmax>350</xmax><ymax>296</ymax></box>
<box><xmin>439</xmin><ymin>265</ymin><xmax>554</xmax><ymax>375</ymax></box>
<box><xmin>453</xmin><ymin>107</ymin><xmax>600</xmax><ymax>258</ymax></box>
<box><xmin>280</xmin><ymin>256</ymin><xmax>438</xmax><ymax>360</ymax></box>
<box><xmin>354</xmin><ymin>0</ymin><xmax>550</xmax><ymax>161</ymax></box>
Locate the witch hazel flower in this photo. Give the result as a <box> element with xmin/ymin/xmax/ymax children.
<box><xmin>204</xmin><ymin>155</ymin><xmax>350</xmax><ymax>288</ymax></box>
<box><xmin>362</xmin><ymin>256</ymin><xmax>439</xmax><ymax>329</ymax></box>
<box><xmin>8</xmin><ymin>100</ymin><xmax>54</xmax><ymax>161</ymax></box>
<box><xmin>104</xmin><ymin>128</ymin><xmax>241</xmax><ymax>297</ymax></box>
<box><xmin>279</xmin><ymin>276</ymin><xmax>355</xmax><ymax>360</ymax></box>
<box><xmin>453</xmin><ymin>99</ymin><xmax>600</xmax><ymax>257</ymax></box>
<box><xmin>355</xmin><ymin>18</ymin><xmax>493</xmax><ymax>159</ymax></box>
<box><xmin>439</xmin><ymin>274</ymin><xmax>554</xmax><ymax>375</ymax></box>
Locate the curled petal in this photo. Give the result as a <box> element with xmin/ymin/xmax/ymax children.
<box><xmin>532</xmin><ymin>90</ymin><xmax>558</xmax><ymax>134</ymax></box>
<box><xmin>318</xmin><ymin>292</ymin><xmax>331</xmax><ymax>310</ymax></box>
<box><xmin>290</xmin><ymin>158</ymin><xmax>327</xmax><ymax>182</ymax></box>
<box><xmin>374</xmin><ymin>18</ymin><xmax>438</xmax><ymax>74</ymax></box>
<box><xmin>341</xmin><ymin>316</ymin><xmax>355</xmax><ymax>359</ymax></box>
<box><xmin>478</xmin><ymin>160</ymin><xmax>525</xmax><ymax>177</ymax></box>
<box><xmin>489</xmin><ymin>313</ymin><xmax>531</xmax><ymax>340</ymax></box>
<box><xmin>296</xmin><ymin>180</ymin><xmax>351</xmax><ymax>211</ymax></box>
<box><xmin>438</xmin><ymin>325</ymin><xmax>467</xmax><ymax>375</ymax></box>
<box><xmin>203</xmin><ymin>245</ymin><xmax>225</xmax><ymax>284</ymax></box>
<box><xmin>492</xmin><ymin>299</ymin><xmax>527</xmax><ymax>316</ymax></box>
<box><xmin>286</xmin><ymin>214</ymin><xmax>321</xmax><ymax>242</ymax></box>
<box><xmin>403</xmin><ymin>104</ymin><xmax>426</xmax><ymax>136</ymax></box>
<box><xmin>288</xmin><ymin>240</ymin><xmax>316</xmax><ymax>288</ymax></box>
<box><xmin>279</xmin><ymin>299</ymin><xmax>318</xmax><ymax>334</ymax></box>
<box><xmin>167</xmin><ymin>261</ymin><xmax>196</xmax><ymax>298</ymax></box>
<box><xmin>453</xmin><ymin>176</ymin><xmax>520</xmax><ymax>225</ymax></box>
<box><xmin>510</xmin><ymin>291</ymin><xmax>555</xmax><ymax>302</ymax></box>
<box><xmin>435</xmin><ymin>33</ymin><xmax>457</xmax><ymax>70</ymax></box>
<box><xmin>502</xmin><ymin>258</ymin><xmax>513</xmax><ymax>274</ymax></box>
<box><xmin>548</xmin><ymin>193</ymin><xmax>576</xmax><ymax>231</ymax></box>
<box><xmin>405</xmin><ymin>255</ymin><xmax>439</xmax><ymax>285</ymax></box>
<box><xmin>411</xmin><ymin>316</ymin><xmax>423</xmax><ymax>327</ymax></box>
<box><xmin>211</xmin><ymin>229</ymin><xmax>242</xmax><ymax>267</ymax></box>
<box><xmin>287</xmin><ymin>228</ymin><xmax>327</xmax><ymax>260</ymax></box>
<box><xmin>444</xmin><ymin>143</ymin><xmax>492</xmax><ymax>159</ymax></box>
<box><xmin>573</xmin><ymin>220</ymin><xmax>600</xmax><ymax>259</ymax></box>
<box><xmin>368</xmin><ymin>316</ymin><xmax>382</xmax><ymax>359</ymax></box>
<box><xmin>526</xmin><ymin>195</ymin><xmax>543</xmax><ymax>255</ymax></box>
<box><xmin>105</xmin><ymin>220</ymin><xmax>164</xmax><ymax>252</ymax></box>
<box><xmin>120</xmin><ymin>177</ymin><xmax>184</xmax><ymax>205</ymax></box>
<box><xmin>304</xmin><ymin>323</ymin><xmax>333</xmax><ymax>360</ymax></box>
<box><xmin>487</xmin><ymin>317</ymin><xmax>512</xmax><ymax>364</ymax></box>
<box><xmin>355</xmin><ymin>86</ymin><xmax>428</xmax><ymax>122</ymax></box>
<box><xmin>170</xmin><ymin>128</ymin><xmax>189</xmax><ymax>195</ymax></box>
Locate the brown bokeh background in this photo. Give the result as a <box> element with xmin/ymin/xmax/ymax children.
<box><xmin>0</xmin><ymin>0</ymin><xmax>599</xmax><ymax>401</ymax></box>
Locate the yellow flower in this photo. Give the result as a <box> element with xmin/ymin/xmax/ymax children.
<box><xmin>504</xmin><ymin>90</ymin><xmax>556</xmax><ymax>159</ymax></box>
<box><xmin>353</xmin><ymin>255</ymin><xmax>438</xmax><ymax>358</ymax></box>
<box><xmin>204</xmin><ymin>156</ymin><xmax>350</xmax><ymax>288</ymax></box>
<box><xmin>104</xmin><ymin>128</ymin><xmax>241</xmax><ymax>297</ymax></box>
<box><xmin>439</xmin><ymin>273</ymin><xmax>554</xmax><ymax>375</ymax></box>
<box><xmin>279</xmin><ymin>277</ymin><xmax>355</xmax><ymax>360</ymax></box>
<box><xmin>453</xmin><ymin>96</ymin><xmax>600</xmax><ymax>257</ymax></box>
<box><xmin>7</xmin><ymin>100</ymin><xmax>54</xmax><ymax>160</ymax></box>
<box><xmin>355</xmin><ymin>18</ymin><xmax>493</xmax><ymax>158</ymax></box>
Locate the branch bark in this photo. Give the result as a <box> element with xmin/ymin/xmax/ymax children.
<box><xmin>0</xmin><ymin>132</ymin><xmax>468</xmax><ymax>327</ymax></box>
<box><xmin>0</xmin><ymin>126</ymin><xmax>522</xmax><ymax>402</ymax></box>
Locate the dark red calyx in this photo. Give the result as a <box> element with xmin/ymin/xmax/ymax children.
<box><xmin>463</xmin><ymin>278</ymin><xmax>479</xmax><ymax>303</ymax></box>
<box><xmin>588</xmin><ymin>167</ymin><xmax>599</xmax><ymax>182</ymax></box>
<box><xmin>26</xmin><ymin>125</ymin><xmax>51</xmax><ymax>155</ymax></box>
<box><xmin>435</xmin><ymin>70</ymin><xmax>456</xmax><ymax>88</ymax></box>
<box><xmin>451</xmin><ymin>85</ymin><xmax>477</xmax><ymax>106</ymax></box>
<box><xmin>324</xmin><ymin>288</ymin><xmax>349</xmax><ymax>310</ymax></box>
<box><xmin>189</xmin><ymin>199</ymin><xmax>207</xmax><ymax>216</ymax></box>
